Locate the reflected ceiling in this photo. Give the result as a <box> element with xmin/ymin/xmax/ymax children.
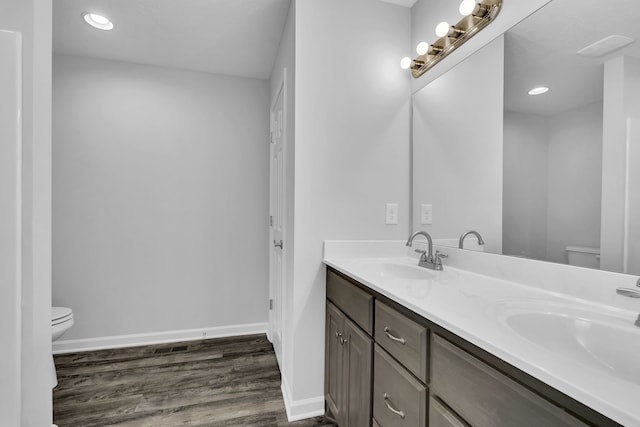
<box><xmin>504</xmin><ymin>0</ymin><xmax>640</xmax><ymax>116</ymax></box>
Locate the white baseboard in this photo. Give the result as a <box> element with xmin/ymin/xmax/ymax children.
<box><xmin>52</xmin><ymin>322</ymin><xmax>268</xmax><ymax>354</ymax></box>
<box><xmin>280</xmin><ymin>375</ymin><xmax>325</xmax><ymax>422</ymax></box>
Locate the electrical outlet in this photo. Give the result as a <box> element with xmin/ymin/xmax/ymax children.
<box><xmin>386</xmin><ymin>203</ymin><xmax>399</xmax><ymax>225</ymax></box>
<box><xmin>421</xmin><ymin>204</ymin><xmax>433</xmax><ymax>225</ymax></box>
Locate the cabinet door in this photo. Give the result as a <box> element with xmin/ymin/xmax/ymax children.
<box><xmin>344</xmin><ymin>317</ymin><xmax>373</xmax><ymax>427</ymax></box>
<box><xmin>326</xmin><ymin>302</ymin><xmax>345</xmax><ymax>424</ymax></box>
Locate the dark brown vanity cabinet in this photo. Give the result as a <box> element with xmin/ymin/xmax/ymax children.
<box><xmin>326</xmin><ymin>270</ymin><xmax>374</xmax><ymax>427</ymax></box>
<box><xmin>325</xmin><ymin>267</ymin><xmax>621</xmax><ymax>427</ymax></box>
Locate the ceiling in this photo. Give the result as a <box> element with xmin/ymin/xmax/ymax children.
<box><xmin>504</xmin><ymin>0</ymin><xmax>640</xmax><ymax>116</ymax></box>
<box><xmin>53</xmin><ymin>0</ymin><xmax>291</xmax><ymax>80</ymax></box>
<box><xmin>379</xmin><ymin>0</ymin><xmax>418</xmax><ymax>7</ymax></box>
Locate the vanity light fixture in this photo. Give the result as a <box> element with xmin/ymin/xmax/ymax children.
<box><xmin>459</xmin><ymin>0</ymin><xmax>477</xmax><ymax>16</ymax></box>
<box><xmin>416</xmin><ymin>42</ymin><xmax>430</xmax><ymax>55</ymax></box>
<box><xmin>528</xmin><ymin>86</ymin><xmax>549</xmax><ymax>95</ymax></box>
<box><xmin>400</xmin><ymin>0</ymin><xmax>502</xmax><ymax>78</ymax></box>
<box><xmin>435</xmin><ymin>22</ymin><xmax>452</xmax><ymax>38</ymax></box>
<box><xmin>400</xmin><ymin>56</ymin><xmax>425</xmax><ymax>70</ymax></box>
<box><xmin>82</xmin><ymin>12</ymin><xmax>114</xmax><ymax>31</ymax></box>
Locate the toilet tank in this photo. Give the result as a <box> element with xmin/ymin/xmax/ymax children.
<box><xmin>566</xmin><ymin>246</ymin><xmax>600</xmax><ymax>269</ymax></box>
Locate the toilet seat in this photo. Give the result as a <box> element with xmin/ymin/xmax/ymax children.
<box><xmin>52</xmin><ymin>307</ymin><xmax>73</xmax><ymax>326</ymax></box>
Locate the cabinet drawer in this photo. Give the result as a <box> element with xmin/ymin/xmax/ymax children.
<box><xmin>373</xmin><ymin>344</ymin><xmax>427</xmax><ymax>427</ymax></box>
<box><xmin>375</xmin><ymin>300</ymin><xmax>428</xmax><ymax>383</ymax></box>
<box><xmin>431</xmin><ymin>335</ymin><xmax>588</xmax><ymax>427</ymax></box>
<box><xmin>429</xmin><ymin>396</ymin><xmax>468</xmax><ymax>427</ymax></box>
<box><xmin>327</xmin><ymin>269</ymin><xmax>373</xmax><ymax>335</ymax></box>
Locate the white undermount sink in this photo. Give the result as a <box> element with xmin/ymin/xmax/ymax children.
<box><xmin>496</xmin><ymin>301</ymin><xmax>640</xmax><ymax>385</ymax></box>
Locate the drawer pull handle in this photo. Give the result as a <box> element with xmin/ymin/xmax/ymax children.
<box><xmin>384</xmin><ymin>327</ymin><xmax>406</xmax><ymax>345</ymax></box>
<box><xmin>383</xmin><ymin>392</ymin><xmax>405</xmax><ymax>419</ymax></box>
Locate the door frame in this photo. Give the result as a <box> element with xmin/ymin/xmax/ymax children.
<box><xmin>0</xmin><ymin>29</ymin><xmax>23</xmax><ymax>426</ymax></box>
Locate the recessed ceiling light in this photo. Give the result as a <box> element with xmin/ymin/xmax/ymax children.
<box><xmin>82</xmin><ymin>12</ymin><xmax>114</xmax><ymax>31</ymax></box>
<box><xmin>528</xmin><ymin>86</ymin><xmax>549</xmax><ymax>96</ymax></box>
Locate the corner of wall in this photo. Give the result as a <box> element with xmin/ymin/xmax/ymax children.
<box><xmin>280</xmin><ymin>374</ymin><xmax>325</xmax><ymax>422</ymax></box>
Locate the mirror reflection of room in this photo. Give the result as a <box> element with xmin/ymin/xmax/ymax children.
<box><xmin>413</xmin><ymin>0</ymin><xmax>640</xmax><ymax>275</ymax></box>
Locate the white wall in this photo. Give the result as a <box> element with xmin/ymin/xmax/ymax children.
<box><xmin>413</xmin><ymin>36</ymin><xmax>504</xmax><ymax>254</ymax></box>
<box><xmin>503</xmin><ymin>103</ymin><xmax>603</xmax><ymax>264</ymax></box>
<box><xmin>546</xmin><ymin>102</ymin><xmax>603</xmax><ymax>263</ymax></box>
<box><xmin>602</xmin><ymin>56</ymin><xmax>640</xmax><ymax>272</ymax></box>
<box><xmin>503</xmin><ymin>110</ymin><xmax>548</xmax><ymax>260</ymax></box>
<box><xmin>53</xmin><ymin>55</ymin><xmax>270</xmax><ymax>341</ymax></box>
<box><xmin>0</xmin><ymin>29</ymin><xmax>23</xmax><ymax>427</ymax></box>
<box><xmin>289</xmin><ymin>0</ymin><xmax>411</xmax><ymax>416</ymax></box>
<box><xmin>0</xmin><ymin>1</ymin><xmax>52</xmax><ymax>426</ymax></box>
<box><xmin>410</xmin><ymin>0</ymin><xmax>551</xmax><ymax>93</ymax></box>
<box><xmin>627</xmin><ymin>118</ymin><xmax>640</xmax><ymax>275</ymax></box>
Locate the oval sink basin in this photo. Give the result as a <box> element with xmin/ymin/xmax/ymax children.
<box><xmin>351</xmin><ymin>260</ymin><xmax>437</xmax><ymax>281</ymax></box>
<box><xmin>498</xmin><ymin>302</ymin><xmax>640</xmax><ymax>385</ymax></box>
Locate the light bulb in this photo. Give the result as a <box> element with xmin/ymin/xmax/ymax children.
<box><xmin>416</xmin><ymin>42</ymin><xmax>429</xmax><ymax>56</ymax></box>
<box><xmin>528</xmin><ymin>86</ymin><xmax>550</xmax><ymax>95</ymax></box>
<box><xmin>435</xmin><ymin>22</ymin><xmax>451</xmax><ymax>38</ymax></box>
<box><xmin>82</xmin><ymin>12</ymin><xmax>114</xmax><ymax>30</ymax></box>
<box><xmin>400</xmin><ymin>57</ymin><xmax>413</xmax><ymax>70</ymax></box>
<box><xmin>459</xmin><ymin>0</ymin><xmax>477</xmax><ymax>16</ymax></box>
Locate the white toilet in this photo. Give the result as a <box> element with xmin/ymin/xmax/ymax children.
<box><xmin>566</xmin><ymin>246</ymin><xmax>600</xmax><ymax>269</ymax></box>
<box><xmin>51</xmin><ymin>306</ymin><xmax>74</xmax><ymax>388</ymax></box>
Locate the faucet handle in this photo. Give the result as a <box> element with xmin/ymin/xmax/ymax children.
<box><xmin>414</xmin><ymin>249</ymin><xmax>428</xmax><ymax>261</ymax></box>
<box><xmin>433</xmin><ymin>250</ymin><xmax>448</xmax><ymax>271</ymax></box>
<box><xmin>435</xmin><ymin>250</ymin><xmax>448</xmax><ymax>259</ymax></box>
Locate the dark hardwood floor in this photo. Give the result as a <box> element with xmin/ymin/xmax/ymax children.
<box><xmin>53</xmin><ymin>334</ymin><xmax>335</xmax><ymax>426</ymax></box>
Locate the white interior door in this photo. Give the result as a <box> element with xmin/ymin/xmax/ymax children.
<box><xmin>0</xmin><ymin>29</ymin><xmax>22</xmax><ymax>426</ymax></box>
<box><xmin>269</xmin><ymin>77</ymin><xmax>285</xmax><ymax>365</ymax></box>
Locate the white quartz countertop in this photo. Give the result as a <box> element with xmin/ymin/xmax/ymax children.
<box><xmin>323</xmin><ymin>242</ymin><xmax>640</xmax><ymax>427</ymax></box>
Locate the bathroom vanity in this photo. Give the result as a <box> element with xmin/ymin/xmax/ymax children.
<box><xmin>323</xmin><ymin>241</ymin><xmax>640</xmax><ymax>427</ymax></box>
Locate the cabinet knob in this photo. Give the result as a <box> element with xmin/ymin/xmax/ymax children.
<box><xmin>335</xmin><ymin>331</ymin><xmax>342</xmax><ymax>339</ymax></box>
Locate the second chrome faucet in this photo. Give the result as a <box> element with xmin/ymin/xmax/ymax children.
<box><xmin>459</xmin><ymin>230</ymin><xmax>485</xmax><ymax>249</ymax></box>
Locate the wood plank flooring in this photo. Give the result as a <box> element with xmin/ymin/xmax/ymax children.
<box><xmin>53</xmin><ymin>334</ymin><xmax>336</xmax><ymax>426</ymax></box>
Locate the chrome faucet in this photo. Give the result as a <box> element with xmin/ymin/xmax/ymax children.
<box><xmin>615</xmin><ymin>277</ymin><xmax>640</xmax><ymax>327</ymax></box>
<box><xmin>459</xmin><ymin>230</ymin><xmax>485</xmax><ymax>249</ymax></box>
<box><xmin>406</xmin><ymin>231</ymin><xmax>444</xmax><ymax>270</ymax></box>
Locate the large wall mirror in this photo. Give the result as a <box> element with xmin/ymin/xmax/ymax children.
<box><xmin>412</xmin><ymin>0</ymin><xmax>640</xmax><ymax>275</ymax></box>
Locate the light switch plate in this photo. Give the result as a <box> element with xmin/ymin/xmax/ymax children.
<box><xmin>421</xmin><ymin>204</ymin><xmax>433</xmax><ymax>225</ymax></box>
<box><xmin>386</xmin><ymin>203</ymin><xmax>399</xmax><ymax>225</ymax></box>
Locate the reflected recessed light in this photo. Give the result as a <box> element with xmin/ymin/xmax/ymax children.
<box><xmin>528</xmin><ymin>86</ymin><xmax>549</xmax><ymax>96</ymax></box>
<box><xmin>82</xmin><ymin>12</ymin><xmax>114</xmax><ymax>31</ymax></box>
